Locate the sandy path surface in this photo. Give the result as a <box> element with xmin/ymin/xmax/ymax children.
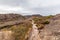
<box><xmin>29</xmin><ymin>20</ymin><xmax>41</xmax><ymax>40</ymax></box>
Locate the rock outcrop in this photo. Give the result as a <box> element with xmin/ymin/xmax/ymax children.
<box><xmin>39</xmin><ymin>14</ymin><xmax>60</xmax><ymax>40</ymax></box>
<box><xmin>0</xmin><ymin>31</ymin><xmax>14</xmax><ymax>40</ymax></box>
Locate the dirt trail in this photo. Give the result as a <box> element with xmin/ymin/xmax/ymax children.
<box><xmin>29</xmin><ymin>20</ymin><xmax>41</xmax><ymax>40</ymax></box>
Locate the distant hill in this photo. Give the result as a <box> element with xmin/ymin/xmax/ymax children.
<box><xmin>24</xmin><ymin>14</ymin><xmax>42</xmax><ymax>19</ymax></box>
<box><xmin>0</xmin><ymin>14</ymin><xmax>25</xmax><ymax>22</ymax></box>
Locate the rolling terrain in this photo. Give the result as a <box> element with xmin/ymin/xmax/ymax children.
<box><xmin>0</xmin><ymin>14</ymin><xmax>60</xmax><ymax>40</ymax></box>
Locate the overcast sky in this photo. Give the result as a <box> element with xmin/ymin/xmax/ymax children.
<box><xmin>0</xmin><ymin>0</ymin><xmax>60</xmax><ymax>15</ymax></box>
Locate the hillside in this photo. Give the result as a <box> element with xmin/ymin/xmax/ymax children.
<box><xmin>0</xmin><ymin>14</ymin><xmax>44</xmax><ymax>40</ymax></box>
<box><xmin>0</xmin><ymin>14</ymin><xmax>60</xmax><ymax>40</ymax></box>
<box><xmin>0</xmin><ymin>14</ymin><xmax>25</xmax><ymax>22</ymax></box>
<box><xmin>0</xmin><ymin>14</ymin><xmax>32</xmax><ymax>40</ymax></box>
<box><xmin>36</xmin><ymin>14</ymin><xmax>60</xmax><ymax>40</ymax></box>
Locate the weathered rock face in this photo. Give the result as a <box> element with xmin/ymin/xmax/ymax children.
<box><xmin>28</xmin><ymin>19</ymin><xmax>60</xmax><ymax>40</ymax></box>
<box><xmin>0</xmin><ymin>14</ymin><xmax>25</xmax><ymax>22</ymax></box>
<box><xmin>0</xmin><ymin>31</ymin><xmax>14</xmax><ymax>40</ymax></box>
<box><xmin>39</xmin><ymin>29</ymin><xmax>60</xmax><ymax>40</ymax></box>
<box><xmin>39</xmin><ymin>15</ymin><xmax>60</xmax><ymax>40</ymax></box>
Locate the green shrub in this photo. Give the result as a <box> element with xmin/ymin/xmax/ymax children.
<box><xmin>36</xmin><ymin>24</ymin><xmax>44</xmax><ymax>29</ymax></box>
<box><xmin>43</xmin><ymin>21</ymin><xmax>50</xmax><ymax>24</ymax></box>
<box><xmin>46</xmin><ymin>15</ymin><xmax>53</xmax><ymax>19</ymax></box>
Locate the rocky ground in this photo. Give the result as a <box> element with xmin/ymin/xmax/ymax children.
<box><xmin>38</xmin><ymin>14</ymin><xmax>60</xmax><ymax>40</ymax></box>
<box><xmin>0</xmin><ymin>14</ymin><xmax>60</xmax><ymax>40</ymax></box>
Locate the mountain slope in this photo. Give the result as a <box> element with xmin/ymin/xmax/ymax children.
<box><xmin>0</xmin><ymin>14</ymin><xmax>25</xmax><ymax>22</ymax></box>
<box><xmin>39</xmin><ymin>14</ymin><xmax>60</xmax><ymax>40</ymax></box>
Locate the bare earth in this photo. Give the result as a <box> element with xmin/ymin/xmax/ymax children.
<box><xmin>29</xmin><ymin>20</ymin><xmax>41</xmax><ymax>40</ymax></box>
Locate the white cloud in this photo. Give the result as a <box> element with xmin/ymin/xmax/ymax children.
<box><xmin>0</xmin><ymin>5</ymin><xmax>32</xmax><ymax>14</ymax></box>
<box><xmin>0</xmin><ymin>0</ymin><xmax>60</xmax><ymax>15</ymax></box>
<box><xmin>28</xmin><ymin>0</ymin><xmax>60</xmax><ymax>8</ymax></box>
<box><xmin>0</xmin><ymin>5</ymin><xmax>23</xmax><ymax>11</ymax></box>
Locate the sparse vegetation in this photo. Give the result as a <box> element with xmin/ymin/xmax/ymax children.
<box><xmin>1</xmin><ymin>22</ymin><xmax>32</xmax><ymax>40</ymax></box>
<box><xmin>0</xmin><ymin>14</ymin><xmax>54</xmax><ymax>40</ymax></box>
<box><xmin>45</xmin><ymin>15</ymin><xmax>54</xmax><ymax>19</ymax></box>
<box><xmin>42</xmin><ymin>20</ymin><xmax>50</xmax><ymax>24</ymax></box>
<box><xmin>33</xmin><ymin>17</ymin><xmax>50</xmax><ymax>29</ymax></box>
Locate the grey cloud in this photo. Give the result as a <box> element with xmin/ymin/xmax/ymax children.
<box><xmin>0</xmin><ymin>0</ymin><xmax>28</xmax><ymax>6</ymax></box>
<box><xmin>0</xmin><ymin>0</ymin><xmax>60</xmax><ymax>16</ymax></box>
<box><xmin>28</xmin><ymin>5</ymin><xmax>60</xmax><ymax>16</ymax></box>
